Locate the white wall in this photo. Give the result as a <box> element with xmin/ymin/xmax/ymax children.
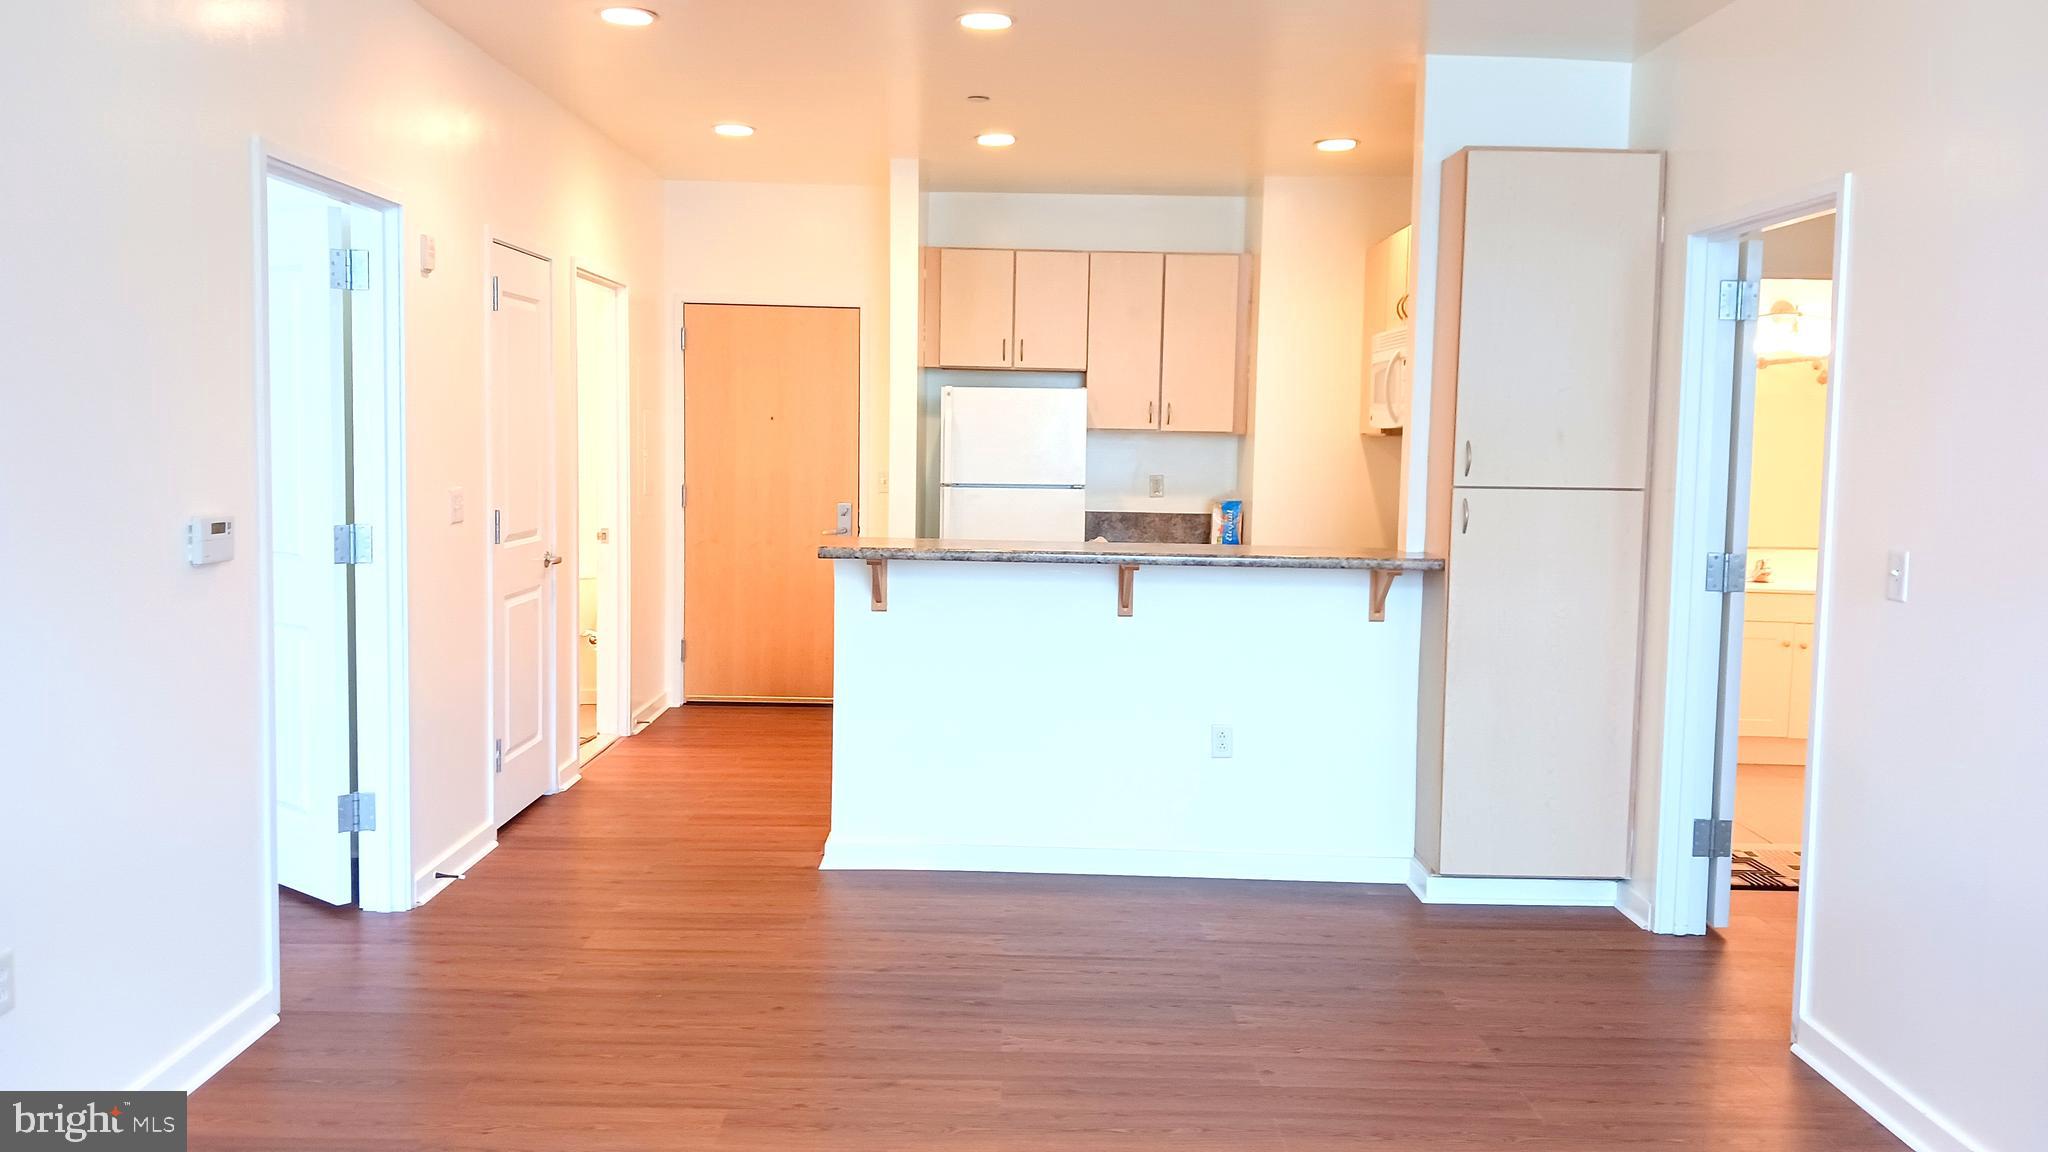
<box><xmin>1242</xmin><ymin>174</ymin><xmax>1412</xmax><ymax>549</ymax></box>
<box><xmin>1403</xmin><ymin>55</ymin><xmax>1635</xmax><ymax>550</ymax></box>
<box><xmin>0</xmin><ymin>0</ymin><xmax>665</xmax><ymax>1091</ymax></box>
<box><xmin>924</xmin><ymin>191</ymin><xmax>1247</xmax><ymax>253</ymax></box>
<box><xmin>664</xmin><ymin>179</ymin><xmax>891</xmax><ymax>538</ymax></box>
<box><xmin>1630</xmin><ymin>4</ymin><xmax>2048</xmax><ymax>1148</ymax></box>
<box><xmin>919</xmin><ymin>191</ymin><xmax>1253</xmax><ymax>528</ymax></box>
<box><xmin>824</xmin><ymin>559</ymin><xmax>1422</xmax><ymax>880</ymax></box>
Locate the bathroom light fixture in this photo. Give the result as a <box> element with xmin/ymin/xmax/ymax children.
<box><xmin>713</xmin><ymin>123</ymin><xmax>755</xmax><ymax>138</ymax></box>
<box><xmin>598</xmin><ymin>6</ymin><xmax>658</xmax><ymax>26</ymax></box>
<box><xmin>1315</xmin><ymin>137</ymin><xmax>1359</xmax><ymax>153</ymax></box>
<box><xmin>959</xmin><ymin>12</ymin><xmax>1013</xmax><ymax>31</ymax></box>
<box><xmin>976</xmin><ymin>132</ymin><xmax>1016</xmax><ymax>148</ymax></box>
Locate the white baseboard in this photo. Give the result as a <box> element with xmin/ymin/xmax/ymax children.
<box><xmin>1793</xmin><ymin>1016</ymin><xmax>1982</xmax><ymax>1152</ymax></box>
<box><xmin>1406</xmin><ymin>859</ymin><xmax>1622</xmax><ymax>907</ymax></box>
<box><xmin>135</xmin><ymin>985</ymin><xmax>278</xmax><ymax>1092</ymax></box>
<box><xmin>413</xmin><ymin>821</ymin><xmax>498</xmax><ymax>907</ymax></box>
<box><xmin>821</xmin><ymin>837</ymin><xmax>1412</xmax><ymax>885</ymax></box>
<box><xmin>1614</xmin><ymin>879</ymin><xmax>1655</xmax><ymax>929</ymax></box>
<box><xmin>633</xmin><ymin>694</ymin><xmax>669</xmax><ymax>726</ymax></box>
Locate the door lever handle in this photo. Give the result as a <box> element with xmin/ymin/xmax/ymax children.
<box><xmin>543</xmin><ymin>551</ymin><xmax>563</xmax><ymax>568</ymax></box>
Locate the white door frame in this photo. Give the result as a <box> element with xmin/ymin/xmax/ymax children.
<box><xmin>1647</xmin><ymin>173</ymin><xmax>1853</xmax><ymax>1005</ymax></box>
<box><xmin>251</xmin><ymin>140</ymin><xmax>414</xmax><ymax>917</ymax></box>
<box><xmin>573</xmin><ymin>265</ymin><xmax>634</xmax><ymax>755</ymax></box>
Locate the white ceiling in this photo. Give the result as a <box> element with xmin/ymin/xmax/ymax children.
<box><xmin>416</xmin><ymin>0</ymin><xmax>1735</xmax><ymax>193</ymax></box>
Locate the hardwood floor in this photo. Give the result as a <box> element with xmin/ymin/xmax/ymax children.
<box><xmin>194</xmin><ymin>704</ymin><xmax>1902</xmax><ymax>1150</ymax></box>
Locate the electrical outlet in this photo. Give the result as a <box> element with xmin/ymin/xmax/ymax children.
<box><xmin>1886</xmin><ymin>549</ymin><xmax>1910</xmax><ymax>603</ymax></box>
<box><xmin>0</xmin><ymin>949</ymin><xmax>15</xmax><ymax>1017</ymax></box>
<box><xmin>1209</xmin><ymin>725</ymin><xmax>1233</xmax><ymax>758</ymax></box>
<box><xmin>1148</xmin><ymin>474</ymin><xmax>1166</xmax><ymax>499</ymax></box>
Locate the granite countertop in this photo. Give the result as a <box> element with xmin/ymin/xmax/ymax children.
<box><xmin>818</xmin><ymin>537</ymin><xmax>1444</xmax><ymax>572</ymax></box>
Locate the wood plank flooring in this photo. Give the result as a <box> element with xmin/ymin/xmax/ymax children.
<box><xmin>193</xmin><ymin>704</ymin><xmax>1902</xmax><ymax>1150</ymax></box>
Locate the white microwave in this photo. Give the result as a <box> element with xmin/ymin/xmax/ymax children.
<box><xmin>1364</xmin><ymin>326</ymin><xmax>1411</xmax><ymax>434</ymax></box>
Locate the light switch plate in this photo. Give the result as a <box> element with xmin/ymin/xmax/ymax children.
<box><xmin>0</xmin><ymin>949</ymin><xmax>15</xmax><ymax>1017</ymax></box>
<box><xmin>1148</xmin><ymin>474</ymin><xmax>1166</xmax><ymax>499</ymax></box>
<box><xmin>449</xmin><ymin>488</ymin><xmax>465</xmax><ymax>525</ymax></box>
<box><xmin>420</xmin><ymin>234</ymin><xmax>437</xmax><ymax>276</ymax></box>
<box><xmin>1886</xmin><ymin>549</ymin><xmax>1910</xmax><ymax>603</ymax></box>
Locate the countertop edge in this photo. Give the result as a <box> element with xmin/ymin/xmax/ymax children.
<box><xmin>817</xmin><ymin>544</ymin><xmax>1444</xmax><ymax>573</ymax></box>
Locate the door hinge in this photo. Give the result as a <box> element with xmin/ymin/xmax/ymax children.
<box><xmin>491</xmin><ymin>509</ymin><xmax>503</xmax><ymax>545</ymax></box>
<box><xmin>331</xmin><ymin>523</ymin><xmax>375</xmax><ymax>565</ymax></box>
<box><xmin>1704</xmin><ymin>551</ymin><xmax>1746</xmax><ymax>594</ymax></box>
<box><xmin>1717</xmin><ymin>279</ymin><xmax>1759</xmax><ymax>322</ymax></box>
<box><xmin>329</xmin><ymin>248</ymin><xmax>370</xmax><ymax>291</ymax></box>
<box><xmin>491</xmin><ymin>275</ymin><xmax>501</xmax><ymax>312</ymax></box>
<box><xmin>493</xmin><ymin>738</ymin><xmax>505</xmax><ymax>775</ymax></box>
<box><xmin>679</xmin><ymin>639</ymin><xmax>687</xmax><ymax>662</ymax></box>
<box><xmin>679</xmin><ymin>484</ymin><xmax>687</xmax><ymax>509</ymax></box>
<box><xmin>678</xmin><ymin>327</ymin><xmax>686</xmax><ymax>351</ymax></box>
<box><xmin>336</xmin><ymin>791</ymin><xmax>378</xmax><ymax>833</ymax></box>
<box><xmin>1692</xmin><ymin>818</ymin><xmax>1734</xmax><ymax>859</ymax></box>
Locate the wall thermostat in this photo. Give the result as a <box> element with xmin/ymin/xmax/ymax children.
<box><xmin>187</xmin><ymin>516</ymin><xmax>235</xmax><ymax>565</ymax></box>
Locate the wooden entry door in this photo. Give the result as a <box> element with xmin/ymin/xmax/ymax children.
<box><xmin>684</xmin><ymin>304</ymin><xmax>859</xmax><ymax>701</ymax></box>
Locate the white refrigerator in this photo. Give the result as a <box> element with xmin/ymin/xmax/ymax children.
<box><xmin>939</xmin><ymin>385</ymin><xmax>1087</xmax><ymax>541</ymax></box>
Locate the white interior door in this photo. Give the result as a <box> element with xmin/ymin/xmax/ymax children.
<box><xmin>490</xmin><ymin>243</ymin><xmax>556</xmax><ymax>825</ymax></box>
<box><xmin>266</xmin><ymin>176</ymin><xmax>353</xmax><ymax>905</ymax></box>
<box><xmin>574</xmin><ymin>273</ymin><xmax>623</xmax><ymax>742</ymax></box>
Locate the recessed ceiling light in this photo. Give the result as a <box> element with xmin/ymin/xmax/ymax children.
<box><xmin>976</xmin><ymin>132</ymin><xmax>1016</xmax><ymax>148</ymax></box>
<box><xmin>598</xmin><ymin>6</ymin><xmax>657</xmax><ymax>26</ymax></box>
<box><xmin>958</xmin><ymin>12</ymin><xmax>1013</xmax><ymax>31</ymax></box>
<box><xmin>1315</xmin><ymin>138</ymin><xmax>1359</xmax><ymax>153</ymax></box>
<box><xmin>713</xmin><ymin>123</ymin><xmax>755</xmax><ymax>138</ymax></box>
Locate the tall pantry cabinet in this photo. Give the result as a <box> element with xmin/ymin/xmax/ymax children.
<box><xmin>1417</xmin><ymin>148</ymin><xmax>1664</xmax><ymax>880</ymax></box>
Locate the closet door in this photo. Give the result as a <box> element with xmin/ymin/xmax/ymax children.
<box><xmin>1084</xmin><ymin>252</ymin><xmax>1164</xmax><ymax>429</ymax></box>
<box><xmin>1450</xmin><ymin>150</ymin><xmax>1661</xmax><ymax>489</ymax></box>
<box><xmin>1438</xmin><ymin>486</ymin><xmax>1645</xmax><ymax>878</ymax></box>
<box><xmin>936</xmin><ymin>248</ymin><xmax>1015</xmax><ymax>369</ymax></box>
<box><xmin>1013</xmin><ymin>250</ymin><xmax>1089</xmax><ymax>370</ymax></box>
<box><xmin>1159</xmin><ymin>253</ymin><xmax>1244</xmax><ymax>433</ymax></box>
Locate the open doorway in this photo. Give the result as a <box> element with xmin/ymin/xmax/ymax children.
<box><xmin>573</xmin><ymin>269</ymin><xmax>632</xmax><ymax>769</ymax></box>
<box><xmin>1729</xmin><ymin>213</ymin><xmax>1835</xmax><ymax>896</ymax></box>
<box><xmin>258</xmin><ymin>157</ymin><xmax>410</xmax><ymax>915</ymax></box>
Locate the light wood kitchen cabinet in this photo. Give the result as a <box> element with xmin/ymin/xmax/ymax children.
<box><xmin>1012</xmin><ymin>250</ymin><xmax>1090</xmax><ymax>370</ymax></box>
<box><xmin>1434</xmin><ymin>149</ymin><xmax>1662</xmax><ymax>490</ymax></box>
<box><xmin>1159</xmin><ymin>253</ymin><xmax>1246</xmax><ymax>433</ymax></box>
<box><xmin>1363</xmin><ymin>224</ymin><xmax>1413</xmax><ymax>334</ymax></box>
<box><xmin>935</xmin><ymin>248</ymin><xmax>1015</xmax><ymax>369</ymax></box>
<box><xmin>1426</xmin><ymin>486</ymin><xmax>1646</xmax><ymax>879</ymax></box>
<box><xmin>1085</xmin><ymin>252</ymin><xmax>1165</xmax><ymax>429</ymax></box>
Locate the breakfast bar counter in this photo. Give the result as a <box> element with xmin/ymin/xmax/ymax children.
<box><xmin>817</xmin><ymin>537</ymin><xmax>1445</xmax><ymax>884</ymax></box>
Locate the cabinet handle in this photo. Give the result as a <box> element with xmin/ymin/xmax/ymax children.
<box><xmin>1001</xmin><ymin>338</ymin><xmax>1008</xmax><ymax>364</ymax></box>
<box><xmin>1148</xmin><ymin>400</ymin><xmax>1155</xmax><ymax>425</ymax></box>
<box><xmin>1460</xmin><ymin>498</ymin><xmax>1470</xmax><ymax>535</ymax></box>
<box><xmin>1798</xmin><ymin>642</ymin><xmax>1810</xmax><ymax>650</ymax></box>
<box><xmin>1018</xmin><ymin>338</ymin><xmax>1025</xmax><ymax>364</ymax></box>
<box><xmin>1463</xmin><ymin>440</ymin><xmax>1472</xmax><ymax>478</ymax></box>
<box><xmin>1781</xmin><ymin>640</ymin><xmax>1793</xmax><ymax>648</ymax></box>
<box><xmin>1165</xmin><ymin>402</ymin><xmax>1173</xmax><ymax>426</ymax></box>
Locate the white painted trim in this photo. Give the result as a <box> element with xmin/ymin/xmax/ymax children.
<box><xmin>822</xmin><ymin>837</ymin><xmax>1412</xmax><ymax>885</ymax></box>
<box><xmin>1648</xmin><ymin>176</ymin><xmax>1852</xmax><ymax>937</ymax></box>
<box><xmin>554</xmin><ymin>751</ymin><xmax>581</xmax><ymax>793</ymax></box>
<box><xmin>634</xmin><ymin>693</ymin><xmax>670</xmax><ymax>726</ymax></box>
<box><xmin>571</xmin><ymin>265</ymin><xmax>635</xmax><ymax>747</ymax></box>
<box><xmin>412</xmin><ymin>821</ymin><xmax>498</xmax><ymax>907</ymax></box>
<box><xmin>667</xmin><ymin>294</ymin><xmax>687</xmax><ymax>708</ymax></box>
<box><xmin>1406</xmin><ymin>860</ymin><xmax>1622</xmax><ymax>908</ymax></box>
<box><xmin>1614</xmin><ymin>879</ymin><xmax>1654</xmax><ymax>930</ymax></box>
<box><xmin>1793</xmin><ymin>1017</ymin><xmax>1984</xmax><ymax>1152</ymax></box>
<box><xmin>134</xmin><ymin>985</ymin><xmax>277</xmax><ymax>1093</ymax></box>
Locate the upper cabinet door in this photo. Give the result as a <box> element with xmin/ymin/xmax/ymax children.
<box><xmin>1364</xmin><ymin>225</ymin><xmax>1414</xmax><ymax>334</ymax></box>
<box><xmin>1449</xmin><ymin>150</ymin><xmax>1662</xmax><ymax>489</ymax></box>
<box><xmin>1085</xmin><ymin>252</ymin><xmax>1165</xmax><ymax>429</ymax></box>
<box><xmin>936</xmin><ymin>248</ymin><xmax>1016</xmax><ymax>369</ymax></box>
<box><xmin>1013</xmin><ymin>250</ymin><xmax>1090</xmax><ymax>370</ymax></box>
<box><xmin>1159</xmin><ymin>253</ymin><xmax>1245</xmax><ymax>433</ymax></box>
